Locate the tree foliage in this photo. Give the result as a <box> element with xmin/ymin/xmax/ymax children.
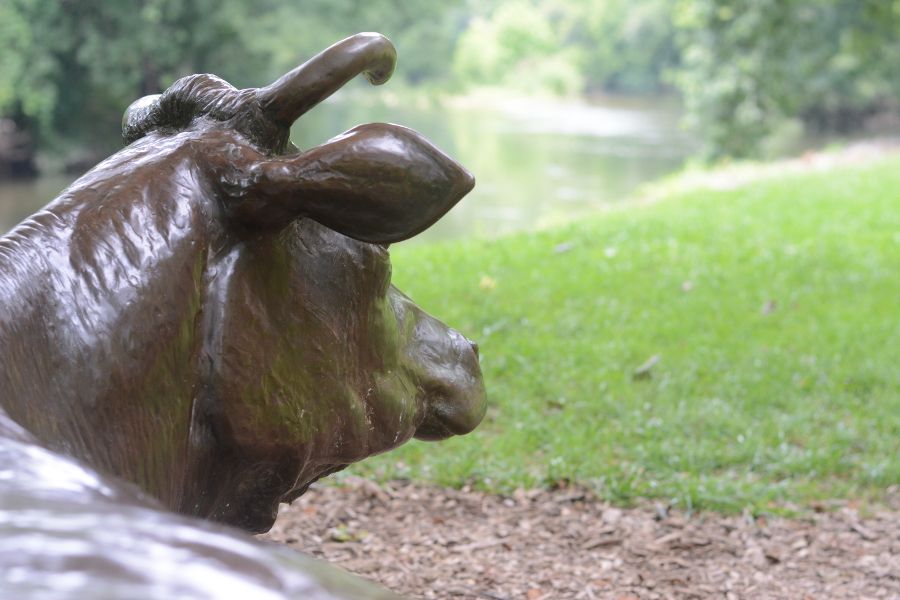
<box><xmin>0</xmin><ymin>0</ymin><xmax>261</xmax><ymax>156</ymax></box>
<box><xmin>571</xmin><ymin>0</ymin><xmax>678</xmax><ymax>94</ymax></box>
<box><xmin>672</xmin><ymin>0</ymin><xmax>900</xmax><ymax>158</ymax></box>
<box><xmin>1</xmin><ymin>0</ymin><xmax>899</xmax><ymax>168</ymax></box>
<box><xmin>451</xmin><ymin>0</ymin><xmax>900</xmax><ymax>158</ymax></box>
<box><xmin>0</xmin><ymin>0</ymin><xmax>466</xmax><ymax>168</ymax></box>
<box><xmin>239</xmin><ymin>0</ymin><xmax>466</xmax><ymax>86</ymax></box>
<box><xmin>453</xmin><ymin>1</ymin><xmax>584</xmax><ymax>95</ymax></box>
<box><xmin>451</xmin><ymin>0</ymin><xmax>677</xmax><ymax>96</ymax></box>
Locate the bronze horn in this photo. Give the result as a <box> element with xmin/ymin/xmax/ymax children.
<box><xmin>256</xmin><ymin>32</ymin><xmax>397</xmax><ymax>126</ymax></box>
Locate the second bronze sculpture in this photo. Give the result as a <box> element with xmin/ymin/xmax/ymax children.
<box><xmin>0</xmin><ymin>31</ymin><xmax>485</xmax><ymax>541</ymax></box>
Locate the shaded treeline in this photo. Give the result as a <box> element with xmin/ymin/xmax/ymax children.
<box><xmin>1</xmin><ymin>0</ymin><xmax>898</xmax><ymax>176</ymax></box>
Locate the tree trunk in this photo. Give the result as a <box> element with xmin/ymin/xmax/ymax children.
<box><xmin>0</xmin><ymin>117</ymin><xmax>38</xmax><ymax>179</ymax></box>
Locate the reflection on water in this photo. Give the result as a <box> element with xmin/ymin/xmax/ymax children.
<box><xmin>291</xmin><ymin>95</ymin><xmax>691</xmax><ymax>242</ymax></box>
<box><xmin>0</xmin><ymin>175</ymin><xmax>76</xmax><ymax>236</ymax></box>
<box><xmin>0</xmin><ymin>96</ymin><xmax>692</xmax><ymax>241</ymax></box>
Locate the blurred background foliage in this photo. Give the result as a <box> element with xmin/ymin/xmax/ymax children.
<box><xmin>672</xmin><ymin>0</ymin><xmax>900</xmax><ymax>158</ymax></box>
<box><xmin>1</xmin><ymin>0</ymin><xmax>898</xmax><ymax>174</ymax></box>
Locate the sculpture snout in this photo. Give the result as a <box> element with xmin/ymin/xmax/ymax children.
<box><xmin>412</xmin><ymin>326</ymin><xmax>487</xmax><ymax>441</ymax></box>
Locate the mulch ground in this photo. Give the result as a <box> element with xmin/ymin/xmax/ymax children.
<box><xmin>262</xmin><ymin>478</ymin><xmax>900</xmax><ymax>599</ymax></box>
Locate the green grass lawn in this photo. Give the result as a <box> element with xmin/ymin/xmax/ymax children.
<box><xmin>350</xmin><ymin>155</ymin><xmax>900</xmax><ymax>514</ymax></box>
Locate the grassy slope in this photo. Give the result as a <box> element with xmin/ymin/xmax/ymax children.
<box><xmin>351</xmin><ymin>156</ymin><xmax>900</xmax><ymax>513</ymax></box>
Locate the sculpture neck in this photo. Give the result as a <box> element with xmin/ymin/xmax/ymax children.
<box><xmin>0</xmin><ymin>176</ymin><xmax>217</xmax><ymax>511</ymax></box>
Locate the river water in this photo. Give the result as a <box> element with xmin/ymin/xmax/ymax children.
<box><xmin>0</xmin><ymin>95</ymin><xmax>692</xmax><ymax>241</ymax></box>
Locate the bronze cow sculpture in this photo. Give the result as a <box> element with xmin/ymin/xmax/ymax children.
<box><xmin>0</xmin><ymin>409</ymin><xmax>401</xmax><ymax>599</ymax></box>
<box><xmin>0</xmin><ymin>33</ymin><xmax>484</xmax><ymax>597</ymax></box>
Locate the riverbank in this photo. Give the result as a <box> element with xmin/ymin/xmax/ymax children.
<box><xmin>348</xmin><ymin>148</ymin><xmax>900</xmax><ymax>515</ymax></box>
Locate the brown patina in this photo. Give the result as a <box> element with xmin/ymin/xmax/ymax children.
<box><xmin>0</xmin><ymin>30</ymin><xmax>485</xmax><ymax>544</ymax></box>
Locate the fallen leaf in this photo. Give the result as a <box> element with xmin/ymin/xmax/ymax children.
<box><xmin>479</xmin><ymin>275</ymin><xmax>497</xmax><ymax>291</ymax></box>
<box><xmin>633</xmin><ymin>354</ymin><xmax>661</xmax><ymax>380</ymax></box>
<box><xmin>850</xmin><ymin>522</ymin><xmax>877</xmax><ymax>541</ymax></box>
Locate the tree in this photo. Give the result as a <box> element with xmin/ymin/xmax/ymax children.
<box><xmin>242</xmin><ymin>0</ymin><xmax>468</xmax><ymax>87</ymax></box>
<box><xmin>0</xmin><ymin>0</ymin><xmax>263</xmax><ymax>173</ymax></box>
<box><xmin>571</xmin><ymin>0</ymin><xmax>678</xmax><ymax>94</ymax></box>
<box><xmin>452</xmin><ymin>0</ymin><xmax>584</xmax><ymax>96</ymax></box>
<box><xmin>671</xmin><ymin>0</ymin><xmax>900</xmax><ymax>159</ymax></box>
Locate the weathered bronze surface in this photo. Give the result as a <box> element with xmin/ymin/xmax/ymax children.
<box><xmin>0</xmin><ymin>410</ymin><xmax>401</xmax><ymax>599</ymax></box>
<box><xmin>0</xmin><ymin>32</ymin><xmax>484</xmax><ymax>597</ymax></box>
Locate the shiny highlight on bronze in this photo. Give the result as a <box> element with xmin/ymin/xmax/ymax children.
<box><xmin>0</xmin><ymin>33</ymin><xmax>483</xmax><ymax>598</ymax></box>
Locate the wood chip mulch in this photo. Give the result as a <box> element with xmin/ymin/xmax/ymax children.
<box><xmin>262</xmin><ymin>478</ymin><xmax>900</xmax><ymax>599</ymax></box>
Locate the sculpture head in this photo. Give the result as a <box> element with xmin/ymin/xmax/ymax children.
<box><xmin>0</xmin><ymin>33</ymin><xmax>485</xmax><ymax>533</ymax></box>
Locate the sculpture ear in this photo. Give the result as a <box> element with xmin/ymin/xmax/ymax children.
<box><xmin>230</xmin><ymin>123</ymin><xmax>474</xmax><ymax>243</ymax></box>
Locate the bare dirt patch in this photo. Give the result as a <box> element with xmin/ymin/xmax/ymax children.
<box><xmin>262</xmin><ymin>479</ymin><xmax>899</xmax><ymax>599</ymax></box>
